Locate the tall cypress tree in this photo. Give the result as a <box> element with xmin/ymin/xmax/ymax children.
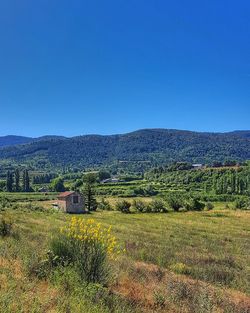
<box><xmin>23</xmin><ymin>169</ymin><xmax>30</xmax><ymax>192</ymax></box>
<box><xmin>82</xmin><ymin>174</ymin><xmax>97</xmax><ymax>211</ymax></box>
<box><xmin>231</xmin><ymin>173</ymin><xmax>236</xmax><ymax>194</ymax></box>
<box><xmin>6</xmin><ymin>171</ymin><xmax>13</xmax><ymax>192</ymax></box>
<box><xmin>15</xmin><ymin>168</ymin><xmax>20</xmax><ymax>192</ymax></box>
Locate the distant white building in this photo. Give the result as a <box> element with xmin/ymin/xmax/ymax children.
<box><xmin>192</xmin><ymin>164</ymin><xmax>203</xmax><ymax>169</ymax></box>
<box><xmin>38</xmin><ymin>186</ymin><xmax>49</xmax><ymax>192</ymax></box>
<box><xmin>101</xmin><ymin>178</ymin><xmax>122</xmax><ymax>184</ymax></box>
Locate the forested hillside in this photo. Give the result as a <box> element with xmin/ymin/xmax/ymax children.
<box><xmin>0</xmin><ymin>129</ymin><xmax>250</xmax><ymax>170</ymax></box>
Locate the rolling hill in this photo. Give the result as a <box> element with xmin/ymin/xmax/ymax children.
<box><xmin>0</xmin><ymin>135</ymin><xmax>34</xmax><ymax>147</ymax></box>
<box><xmin>0</xmin><ymin>129</ymin><xmax>250</xmax><ymax>170</ymax></box>
<box><xmin>0</xmin><ymin>135</ymin><xmax>66</xmax><ymax>148</ymax></box>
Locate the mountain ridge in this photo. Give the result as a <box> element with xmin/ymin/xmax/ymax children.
<box><xmin>0</xmin><ymin>129</ymin><xmax>250</xmax><ymax>170</ymax></box>
<box><xmin>1</xmin><ymin>128</ymin><xmax>250</xmax><ymax>144</ymax></box>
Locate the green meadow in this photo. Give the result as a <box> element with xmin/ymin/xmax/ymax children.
<box><xmin>0</xmin><ymin>201</ymin><xmax>249</xmax><ymax>312</ymax></box>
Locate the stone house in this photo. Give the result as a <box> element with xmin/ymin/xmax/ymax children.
<box><xmin>57</xmin><ymin>191</ymin><xmax>84</xmax><ymax>213</ymax></box>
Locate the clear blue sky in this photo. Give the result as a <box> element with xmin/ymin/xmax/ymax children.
<box><xmin>0</xmin><ymin>0</ymin><xmax>249</xmax><ymax>137</ymax></box>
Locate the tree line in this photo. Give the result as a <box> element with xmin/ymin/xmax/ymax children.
<box><xmin>32</xmin><ymin>173</ymin><xmax>57</xmax><ymax>184</ymax></box>
<box><xmin>6</xmin><ymin>169</ymin><xmax>30</xmax><ymax>192</ymax></box>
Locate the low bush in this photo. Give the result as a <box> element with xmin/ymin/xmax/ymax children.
<box><xmin>185</xmin><ymin>198</ymin><xmax>205</xmax><ymax>211</ymax></box>
<box><xmin>132</xmin><ymin>199</ymin><xmax>147</xmax><ymax>213</ymax></box>
<box><xmin>166</xmin><ymin>193</ymin><xmax>185</xmax><ymax>211</ymax></box>
<box><xmin>132</xmin><ymin>199</ymin><xmax>168</xmax><ymax>213</ymax></box>
<box><xmin>50</xmin><ymin>217</ymin><xmax>121</xmax><ymax>284</ymax></box>
<box><xmin>206</xmin><ymin>202</ymin><xmax>214</xmax><ymax>210</ymax></box>
<box><xmin>166</xmin><ymin>193</ymin><xmax>206</xmax><ymax>212</ymax></box>
<box><xmin>149</xmin><ymin>199</ymin><xmax>168</xmax><ymax>213</ymax></box>
<box><xmin>115</xmin><ymin>200</ymin><xmax>131</xmax><ymax>213</ymax></box>
<box><xmin>98</xmin><ymin>198</ymin><xmax>113</xmax><ymax>211</ymax></box>
<box><xmin>234</xmin><ymin>198</ymin><xmax>250</xmax><ymax>210</ymax></box>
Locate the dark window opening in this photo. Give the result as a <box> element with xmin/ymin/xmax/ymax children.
<box><xmin>73</xmin><ymin>195</ymin><xmax>79</xmax><ymax>204</ymax></box>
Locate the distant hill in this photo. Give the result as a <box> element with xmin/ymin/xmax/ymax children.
<box><xmin>0</xmin><ymin>135</ymin><xmax>66</xmax><ymax>148</ymax></box>
<box><xmin>0</xmin><ymin>129</ymin><xmax>250</xmax><ymax>170</ymax></box>
<box><xmin>0</xmin><ymin>135</ymin><xmax>33</xmax><ymax>147</ymax></box>
<box><xmin>227</xmin><ymin>131</ymin><xmax>250</xmax><ymax>139</ymax></box>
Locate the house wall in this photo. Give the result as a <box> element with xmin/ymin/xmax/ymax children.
<box><xmin>65</xmin><ymin>194</ymin><xmax>84</xmax><ymax>213</ymax></box>
<box><xmin>57</xmin><ymin>192</ymin><xmax>84</xmax><ymax>213</ymax></box>
<box><xmin>57</xmin><ymin>200</ymin><xmax>67</xmax><ymax>212</ymax></box>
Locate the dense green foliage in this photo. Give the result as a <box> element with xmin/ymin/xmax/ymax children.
<box><xmin>0</xmin><ymin>129</ymin><xmax>250</xmax><ymax>170</ymax></box>
<box><xmin>50</xmin><ymin>177</ymin><xmax>65</xmax><ymax>192</ymax></box>
<box><xmin>33</xmin><ymin>173</ymin><xmax>57</xmax><ymax>184</ymax></box>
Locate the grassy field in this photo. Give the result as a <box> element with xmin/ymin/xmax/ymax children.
<box><xmin>0</xmin><ymin>192</ymin><xmax>57</xmax><ymax>202</ymax></box>
<box><xmin>1</xmin><ymin>200</ymin><xmax>250</xmax><ymax>312</ymax></box>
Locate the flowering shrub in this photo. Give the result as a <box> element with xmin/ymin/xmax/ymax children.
<box><xmin>50</xmin><ymin>217</ymin><xmax>121</xmax><ymax>283</ymax></box>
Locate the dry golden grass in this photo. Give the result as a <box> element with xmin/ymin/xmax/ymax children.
<box><xmin>113</xmin><ymin>259</ymin><xmax>250</xmax><ymax>313</ymax></box>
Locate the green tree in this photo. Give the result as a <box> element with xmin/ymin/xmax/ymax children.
<box><xmin>22</xmin><ymin>169</ymin><xmax>30</xmax><ymax>192</ymax></box>
<box><xmin>98</xmin><ymin>170</ymin><xmax>111</xmax><ymax>182</ymax></box>
<box><xmin>83</xmin><ymin>173</ymin><xmax>97</xmax><ymax>184</ymax></box>
<box><xmin>149</xmin><ymin>199</ymin><xmax>168</xmax><ymax>213</ymax></box>
<box><xmin>166</xmin><ymin>193</ymin><xmax>184</xmax><ymax>211</ymax></box>
<box><xmin>82</xmin><ymin>173</ymin><xmax>97</xmax><ymax>211</ymax></box>
<box><xmin>184</xmin><ymin>198</ymin><xmax>205</xmax><ymax>211</ymax></box>
<box><xmin>14</xmin><ymin>168</ymin><xmax>20</xmax><ymax>192</ymax></box>
<box><xmin>73</xmin><ymin>179</ymin><xmax>83</xmax><ymax>191</ymax></box>
<box><xmin>50</xmin><ymin>177</ymin><xmax>65</xmax><ymax>192</ymax></box>
<box><xmin>6</xmin><ymin>171</ymin><xmax>13</xmax><ymax>192</ymax></box>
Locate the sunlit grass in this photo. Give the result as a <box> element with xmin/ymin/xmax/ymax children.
<box><xmin>0</xmin><ymin>205</ymin><xmax>249</xmax><ymax>312</ymax></box>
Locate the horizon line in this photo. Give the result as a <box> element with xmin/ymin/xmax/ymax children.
<box><xmin>0</xmin><ymin>128</ymin><xmax>250</xmax><ymax>138</ymax></box>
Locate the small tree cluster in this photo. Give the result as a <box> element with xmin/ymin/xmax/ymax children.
<box><xmin>234</xmin><ymin>198</ymin><xmax>250</xmax><ymax>210</ymax></box>
<box><xmin>114</xmin><ymin>198</ymin><xmax>168</xmax><ymax>214</ymax></box>
<box><xmin>50</xmin><ymin>177</ymin><xmax>65</xmax><ymax>192</ymax></box>
<box><xmin>133</xmin><ymin>199</ymin><xmax>167</xmax><ymax>213</ymax></box>
<box><xmin>166</xmin><ymin>193</ymin><xmax>205</xmax><ymax>212</ymax></box>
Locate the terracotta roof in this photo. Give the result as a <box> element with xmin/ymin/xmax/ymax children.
<box><xmin>58</xmin><ymin>191</ymin><xmax>75</xmax><ymax>198</ymax></box>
